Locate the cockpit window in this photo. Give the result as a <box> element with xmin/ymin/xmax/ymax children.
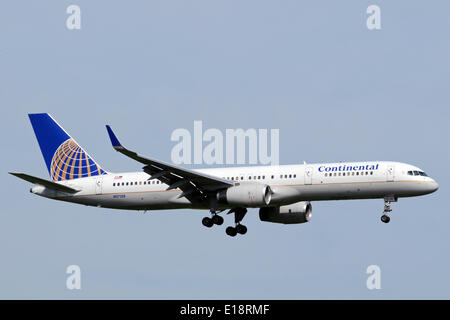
<box><xmin>407</xmin><ymin>170</ymin><xmax>428</xmax><ymax>177</ymax></box>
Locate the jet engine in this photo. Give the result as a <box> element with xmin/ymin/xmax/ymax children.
<box><xmin>259</xmin><ymin>201</ymin><xmax>312</xmax><ymax>224</ymax></box>
<box><xmin>217</xmin><ymin>182</ymin><xmax>272</xmax><ymax>207</ymax></box>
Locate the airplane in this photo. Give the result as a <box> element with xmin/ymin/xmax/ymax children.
<box><xmin>10</xmin><ymin>113</ymin><xmax>439</xmax><ymax>237</ymax></box>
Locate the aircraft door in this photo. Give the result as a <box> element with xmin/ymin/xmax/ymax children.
<box><xmin>95</xmin><ymin>176</ymin><xmax>103</xmax><ymax>195</ymax></box>
<box><xmin>386</xmin><ymin>165</ymin><xmax>395</xmax><ymax>182</ymax></box>
<box><xmin>304</xmin><ymin>167</ymin><xmax>313</xmax><ymax>185</ymax></box>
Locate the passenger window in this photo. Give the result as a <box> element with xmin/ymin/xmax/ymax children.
<box><xmin>343</xmin><ymin>173</ymin><xmax>345</xmax><ymax>176</ymax></box>
<box><xmin>293</xmin><ymin>174</ymin><xmax>296</xmax><ymax>178</ymax></box>
<box><xmin>352</xmin><ymin>172</ymin><xmax>355</xmax><ymax>176</ymax></box>
<box><xmin>356</xmin><ymin>172</ymin><xmax>359</xmax><ymax>176</ymax></box>
<box><xmin>334</xmin><ymin>173</ymin><xmax>336</xmax><ymax>176</ymax></box>
<box><xmin>258</xmin><ymin>176</ymin><xmax>261</xmax><ymax>179</ymax></box>
<box><xmin>262</xmin><ymin>176</ymin><xmax>265</xmax><ymax>179</ymax></box>
<box><xmin>249</xmin><ymin>176</ymin><xmax>252</xmax><ymax>180</ymax></box>
<box><xmin>271</xmin><ymin>175</ymin><xmax>274</xmax><ymax>179</ymax></box>
<box><xmin>325</xmin><ymin>173</ymin><xmax>327</xmax><ymax>177</ymax></box>
<box><xmin>280</xmin><ymin>175</ymin><xmax>283</xmax><ymax>179</ymax></box>
<box><xmin>284</xmin><ymin>174</ymin><xmax>288</xmax><ymax>178</ymax></box>
<box><xmin>113</xmin><ymin>183</ymin><xmax>115</xmax><ymax>186</ymax></box>
<box><xmin>288</xmin><ymin>174</ymin><xmax>292</xmax><ymax>178</ymax></box>
<box><xmin>370</xmin><ymin>172</ymin><xmax>373</xmax><ymax>175</ymax></box>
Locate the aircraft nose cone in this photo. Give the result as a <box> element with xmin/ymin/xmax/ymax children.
<box><xmin>431</xmin><ymin>180</ymin><xmax>439</xmax><ymax>192</ymax></box>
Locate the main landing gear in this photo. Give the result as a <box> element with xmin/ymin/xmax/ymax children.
<box><xmin>381</xmin><ymin>196</ymin><xmax>396</xmax><ymax>223</ymax></box>
<box><xmin>202</xmin><ymin>210</ymin><xmax>224</xmax><ymax>228</ymax></box>
<box><xmin>201</xmin><ymin>207</ymin><xmax>248</xmax><ymax>237</ymax></box>
<box><xmin>225</xmin><ymin>208</ymin><xmax>247</xmax><ymax>237</ymax></box>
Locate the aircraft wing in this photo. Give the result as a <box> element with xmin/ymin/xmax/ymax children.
<box><xmin>9</xmin><ymin>172</ymin><xmax>80</xmax><ymax>193</ymax></box>
<box><xmin>106</xmin><ymin>125</ymin><xmax>233</xmax><ymax>204</ymax></box>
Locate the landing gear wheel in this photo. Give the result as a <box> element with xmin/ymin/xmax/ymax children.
<box><xmin>226</xmin><ymin>226</ymin><xmax>237</xmax><ymax>237</ymax></box>
<box><xmin>236</xmin><ymin>224</ymin><xmax>247</xmax><ymax>235</ymax></box>
<box><xmin>212</xmin><ymin>215</ymin><xmax>224</xmax><ymax>226</ymax></box>
<box><xmin>202</xmin><ymin>217</ymin><xmax>214</xmax><ymax>228</ymax></box>
<box><xmin>381</xmin><ymin>215</ymin><xmax>390</xmax><ymax>223</ymax></box>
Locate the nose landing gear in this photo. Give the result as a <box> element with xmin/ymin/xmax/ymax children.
<box><xmin>381</xmin><ymin>196</ymin><xmax>396</xmax><ymax>223</ymax></box>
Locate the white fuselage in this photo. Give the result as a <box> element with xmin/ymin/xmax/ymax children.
<box><xmin>32</xmin><ymin>161</ymin><xmax>438</xmax><ymax>211</ymax></box>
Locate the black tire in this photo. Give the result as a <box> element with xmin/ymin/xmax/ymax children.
<box><xmin>226</xmin><ymin>226</ymin><xmax>237</xmax><ymax>237</ymax></box>
<box><xmin>381</xmin><ymin>215</ymin><xmax>390</xmax><ymax>223</ymax></box>
<box><xmin>202</xmin><ymin>217</ymin><xmax>214</xmax><ymax>228</ymax></box>
<box><xmin>212</xmin><ymin>215</ymin><xmax>224</xmax><ymax>225</ymax></box>
<box><xmin>236</xmin><ymin>224</ymin><xmax>247</xmax><ymax>235</ymax></box>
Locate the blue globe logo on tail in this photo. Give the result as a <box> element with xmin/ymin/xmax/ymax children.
<box><xmin>28</xmin><ymin>113</ymin><xmax>107</xmax><ymax>182</ymax></box>
<box><xmin>50</xmin><ymin>138</ymin><xmax>106</xmax><ymax>181</ymax></box>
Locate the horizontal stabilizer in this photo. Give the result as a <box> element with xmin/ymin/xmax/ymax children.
<box><xmin>9</xmin><ymin>172</ymin><xmax>79</xmax><ymax>193</ymax></box>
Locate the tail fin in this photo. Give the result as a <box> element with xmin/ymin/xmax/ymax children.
<box><xmin>28</xmin><ymin>113</ymin><xmax>107</xmax><ymax>181</ymax></box>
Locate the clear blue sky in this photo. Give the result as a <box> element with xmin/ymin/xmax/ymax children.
<box><xmin>1</xmin><ymin>0</ymin><xmax>449</xmax><ymax>299</ymax></box>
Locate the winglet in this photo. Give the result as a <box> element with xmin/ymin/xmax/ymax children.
<box><xmin>106</xmin><ymin>125</ymin><xmax>123</xmax><ymax>150</ymax></box>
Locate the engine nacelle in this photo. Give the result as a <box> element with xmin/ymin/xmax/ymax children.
<box><xmin>217</xmin><ymin>182</ymin><xmax>272</xmax><ymax>207</ymax></box>
<box><xmin>259</xmin><ymin>201</ymin><xmax>312</xmax><ymax>224</ymax></box>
